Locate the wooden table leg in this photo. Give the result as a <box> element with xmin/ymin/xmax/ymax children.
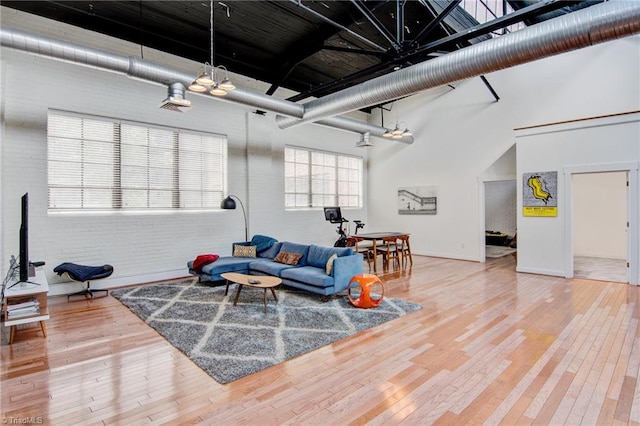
<box><xmin>9</xmin><ymin>325</ymin><xmax>16</xmax><ymax>344</ymax></box>
<box><xmin>263</xmin><ymin>289</ymin><xmax>268</xmax><ymax>313</ymax></box>
<box><xmin>270</xmin><ymin>287</ymin><xmax>278</xmax><ymax>301</ymax></box>
<box><xmin>233</xmin><ymin>284</ymin><xmax>243</xmax><ymax>306</ymax></box>
<box><xmin>40</xmin><ymin>321</ymin><xmax>47</xmax><ymax>337</ymax></box>
<box><xmin>372</xmin><ymin>239</ymin><xmax>378</xmax><ymax>274</ymax></box>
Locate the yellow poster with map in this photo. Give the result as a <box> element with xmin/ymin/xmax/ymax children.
<box><xmin>523</xmin><ymin>171</ymin><xmax>557</xmax><ymax>217</ymax></box>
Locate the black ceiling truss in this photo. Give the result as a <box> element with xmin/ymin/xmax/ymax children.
<box><xmin>411</xmin><ymin>0</ymin><xmax>462</xmax><ymax>47</ymax></box>
<box><xmin>287</xmin><ymin>0</ymin><xmax>580</xmax><ymax>105</ymax></box>
<box><xmin>350</xmin><ymin>0</ymin><xmax>400</xmax><ymax>51</ymax></box>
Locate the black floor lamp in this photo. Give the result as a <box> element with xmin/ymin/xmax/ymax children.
<box><xmin>221</xmin><ymin>195</ymin><xmax>248</xmax><ymax>242</ymax></box>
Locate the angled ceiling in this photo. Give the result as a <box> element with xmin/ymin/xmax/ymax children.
<box><xmin>2</xmin><ymin>0</ymin><xmax>599</xmax><ymax>112</ymax></box>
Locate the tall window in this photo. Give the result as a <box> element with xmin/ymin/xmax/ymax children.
<box><xmin>284</xmin><ymin>146</ymin><xmax>362</xmax><ymax>209</ymax></box>
<box><xmin>47</xmin><ymin>111</ymin><xmax>227</xmax><ymax>211</ymax></box>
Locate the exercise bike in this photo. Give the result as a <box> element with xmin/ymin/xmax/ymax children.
<box><xmin>333</xmin><ymin>217</ymin><xmax>349</xmax><ymax>247</ymax></box>
<box><xmin>323</xmin><ymin>207</ymin><xmax>365</xmax><ymax>247</ymax></box>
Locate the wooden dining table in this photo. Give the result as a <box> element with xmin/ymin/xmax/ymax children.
<box><xmin>351</xmin><ymin>232</ymin><xmax>409</xmax><ymax>274</ymax></box>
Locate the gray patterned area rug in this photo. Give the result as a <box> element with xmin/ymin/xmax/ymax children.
<box><xmin>111</xmin><ymin>278</ymin><xmax>422</xmax><ymax>384</ymax></box>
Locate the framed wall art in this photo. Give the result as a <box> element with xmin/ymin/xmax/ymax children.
<box><xmin>523</xmin><ymin>171</ymin><xmax>557</xmax><ymax>217</ymax></box>
<box><xmin>398</xmin><ymin>186</ymin><xmax>437</xmax><ymax>215</ymax></box>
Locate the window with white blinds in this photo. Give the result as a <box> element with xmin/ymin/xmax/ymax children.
<box><xmin>284</xmin><ymin>146</ymin><xmax>362</xmax><ymax>209</ymax></box>
<box><xmin>47</xmin><ymin>112</ymin><xmax>227</xmax><ymax>211</ymax></box>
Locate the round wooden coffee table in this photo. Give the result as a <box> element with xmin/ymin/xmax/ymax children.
<box><xmin>221</xmin><ymin>272</ymin><xmax>282</xmax><ymax>313</ymax></box>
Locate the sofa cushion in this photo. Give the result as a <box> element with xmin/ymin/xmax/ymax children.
<box><xmin>251</xmin><ymin>234</ymin><xmax>278</xmax><ymax>253</ymax></box>
<box><xmin>277</xmin><ymin>242</ymin><xmax>310</xmax><ymax>266</ymax></box>
<box><xmin>306</xmin><ymin>245</ymin><xmax>353</xmax><ymax>269</ymax></box>
<box><xmin>281</xmin><ymin>266</ymin><xmax>334</xmax><ymax>288</ymax></box>
<box><xmin>258</xmin><ymin>242</ymin><xmax>282</xmax><ymax>259</ymax></box>
<box><xmin>248</xmin><ymin>259</ymin><xmax>297</xmax><ymax>276</ymax></box>
<box><xmin>195</xmin><ymin>257</ymin><xmax>254</xmax><ymax>275</ymax></box>
<box><xmin>233</xmin><ymin>244</ymin><xmax>257</xmax><ymax>257</ymax></box>
<box><xmin>274</xmin><ymin>251</ymin><xmax>303</xmax><ymax>265</ymax></box>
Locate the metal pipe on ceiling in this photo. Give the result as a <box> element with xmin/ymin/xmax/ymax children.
<box><xmin>0</xmin><ymin>26</ymin><xmax>412</xmax><ymax>143</ymax></box>
<box><xmin>275</xmin><ymin>0</ymin><xmax>640</xmax><ymax>129</ymax></box>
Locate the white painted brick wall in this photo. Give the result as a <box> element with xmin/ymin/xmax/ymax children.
<box><xmin>0</xmin><ymin>28</ymin><xmax>369</xmax><ymax>296</ymax></box>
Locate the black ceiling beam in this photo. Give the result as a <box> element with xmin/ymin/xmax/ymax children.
<box><xmin>286</xmin><ymin>0</ymin><xmax>386</xmax><ymax>52</ymax></box>
<box><xmin>350</xmin><ymin>0</ymin><xmax>400</xmax><ymax>51</ymax></box>
<box><xmin>321</xmin><ymin>45</ymin><xmax>386</xmax><ymax>56</ymax></box>
<box><xmin>290</xmin><ymin>0</ymin><xmax>574</xmax><ymax>103</ymax></box>
<box><xmin>265</xmin><ymin>22</ymin><xmax>336</xmax><ymax>95</ymax></box>
<box><xmin>396</xmin><ymin>0</ymin><xmax>406</xmax><ymax>45</ymax></box>
<box><xmin>411</xmin><ymin>0</ymin><xmax>462</xmax><ymax>46</ymax></box>
<box><xmin>398</xmin><ymin>0</ymin><xmax>582</xmax><ymax>62</ymax></box>
<box><xmin>265</xmin><ymin>0</ymin><xmax>388</xmax><ymax>95</ymax></box>
<box><xmin>286</xmin><ymin>59</ymin><xmax>398</xmax><ymax>103</ymax></box>
<box><xmin>480</xmin><ymin>75</ymin><xmax>500</xmax><ymax>101</ymax></box>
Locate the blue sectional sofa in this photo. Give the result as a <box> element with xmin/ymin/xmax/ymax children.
<box><xmin>187</xmin><ymin>236</ymin><xmax>364</xmax><ymax>300</ymax></box>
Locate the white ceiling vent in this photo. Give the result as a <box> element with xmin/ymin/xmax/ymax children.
<box><xmin>159</xmin><ymin>82</ymin><xmax>191</xmax><ymax>112</ymax></box>
<box><xmin>356</xmin><ymin>132</ymin><xmax>373</xmax><ymax>147</ymax></box>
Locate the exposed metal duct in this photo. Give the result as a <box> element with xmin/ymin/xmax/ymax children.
<box><xmin>276</xmin><ymin>0</ymin><xmax>640</xmax><ymax>129</ymax></box>
<box><xmin>0</xmin><ymin>26</ymin><xmax>412</xmax><ymax>142</ymax></box>
<box><xmin>318</xmin><ymin>115</ymin><xmax>408</xmax><ymax>140</ymax></box>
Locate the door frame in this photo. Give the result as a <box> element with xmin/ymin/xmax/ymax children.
<box><xmin>563</xmin><ymin>162</ymin><xmax>639</xmax><ymax>285</ymax></box>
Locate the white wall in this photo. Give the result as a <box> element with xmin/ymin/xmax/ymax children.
<box><xmin>0</xmin><ymin>9</ymin><xmax>369</xmax><ymax>295</ymax></box>
<box><xmin>515</xmin><ymin>115</ymin><xmax>639</xmax><ymax>277</ymax></box>
<box><xmin>367</xmin><ymin>34</ymin><xmax>640</xmax><ymax>263</ymax></box>
<box><xmin>573</xmin><ymin>172</ymin><xmax>628</xmax><ymax>259</ymax></box>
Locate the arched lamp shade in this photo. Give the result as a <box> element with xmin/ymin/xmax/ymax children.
<box><xmin>220</xmin><ymin>196</ymin><xmax>236</xmax><ymax>210</ymax></box>
<box><xmin>221</xmin><ymin>195</ymin><xmax>248</xmax><ymax>242</ymax></box>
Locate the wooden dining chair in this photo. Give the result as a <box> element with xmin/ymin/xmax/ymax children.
<box><xmin>378</xmin><ymin>236</ymin><xmax>400</xmax><ymax>270</ymax></box>
<box><xmin>397</xmin><ymin>234</ymin><xmax>413</xmax><ymax>267</ymax></box>
<box><xmin>347</xmin><ymin>237</ymin><xmax>373</xmax><ymax>270</ymax></box>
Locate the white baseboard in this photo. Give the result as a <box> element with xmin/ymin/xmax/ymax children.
<box><xmin>515</xmin><ymin>266</ymin><xmax>565</xmax><ymax>277</ymax></box>
<box><xmin>48</xmin><ymin>269</ymin><xmax>192</xmax><ymax>297</ymax></box>
<box><xmin>418</xmin><ymin>251</ymin><xmax>480</xmax><ymax>262</ymax></box>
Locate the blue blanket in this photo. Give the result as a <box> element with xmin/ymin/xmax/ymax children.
<box><xmin>251</xmin><ymin>234</ymin><xmax>278</xmax><ymax>253</ymax></box>
<box><xmin>54</xmin><ymin>263</ymin><xmax>113</xmax><ymax>282</ymax></box>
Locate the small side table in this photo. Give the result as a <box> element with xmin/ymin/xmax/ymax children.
<box><xmin>2</xmin><ymin>267</ymin><xmax>49</xmax><ymax>344</ymax></box>
<box><xmin>347</xmin><ymin>274</ymin><xmax>385</xmax><ymax>308</ymax></box>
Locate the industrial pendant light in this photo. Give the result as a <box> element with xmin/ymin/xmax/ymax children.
<box><xmin>188</xmin><ymin>0</ymin><xmax>235</xmax><ymax>96</ymax></box>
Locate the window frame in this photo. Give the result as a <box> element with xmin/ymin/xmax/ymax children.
<box><xmin>284</xmin><ymin>145</ymin><xmax>363</xmax><ymax>210</ymax></box>
<box><xmin>47</xmin><ymin>110</ymin><xmax>228</xmax><ymax>213</ymax></box>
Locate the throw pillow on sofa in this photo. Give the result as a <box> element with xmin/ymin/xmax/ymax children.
<box><xmin>193</xmin><ymin>254</ymin><xmax>220</xmax><ymax>273</ymax></box>
<box><xmin>233</xmin><ymin>245</ymin><xmax>257</xmax><ymax>257</ymax></box>
<box><xmin>277</xmin><ymin>241</ymin><xmax>310</xmax><ymax>265</ymax></box>
<box><xmin>325</xmin><ymin>253</ymin><xmax>338</xmax><ymax>275</ymax></box>
<box><xmin>274</xmin><ymin>251</ymin><xmax>302</xmax><ymax>265</ymax></box>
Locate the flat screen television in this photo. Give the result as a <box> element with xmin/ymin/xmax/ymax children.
<box><xmin>19</xmin><ymin>192</ymin><xmax>29</xmax><ymax>282</ymax></box>
<box><xmin>323</xmin><ymin>206</ymin><xmax>343</xmax><ymax>224</ymax></box>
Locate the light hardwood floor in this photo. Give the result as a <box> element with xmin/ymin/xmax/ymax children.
<box><xmin>2</xmin><ymin>254</ymin><xmax>640</xmax><ymax>425</ymax></box>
